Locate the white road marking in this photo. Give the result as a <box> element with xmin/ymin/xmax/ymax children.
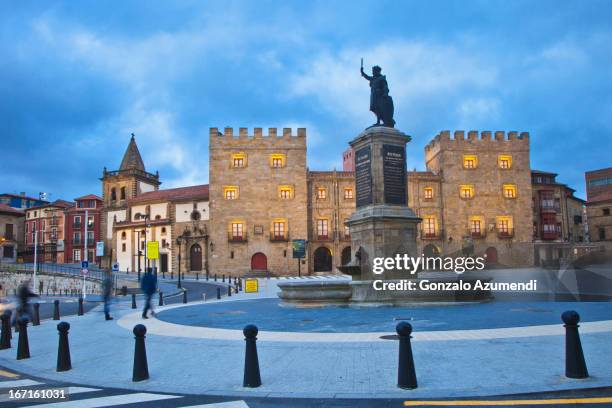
<box><xmin>0</xmin><ymin>379</ymin><xmax>43</xmax><ymax>388</ymax></box>
<box><xmin>26</xmin><ymin>392</ymin><xmax>181</xmax><ymax>407</ymax></box>
<box><xmin>0</xmin><ymin>386</ymin><xmax>100</xmax><ymax>403</ymax></box>
<box><xmin>179</xmin><ymin>401</ymin><xmax>250</xmax><ymax>408</ymax></box>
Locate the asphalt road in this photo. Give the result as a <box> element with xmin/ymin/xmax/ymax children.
<box><xmin>0</xmin><ymin>365</ymin><xmax>611</xmax><ymax>407</ymax></box>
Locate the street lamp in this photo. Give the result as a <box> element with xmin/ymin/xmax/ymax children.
<box><xmin>136</xmin><ymin>230</ymin><xmax>143</xmax><ymax>282</ymax></box>
<box><xmin>176</xmin><ymin>230</ymin><xmax>189</xmax><ymax>289</ymax></box>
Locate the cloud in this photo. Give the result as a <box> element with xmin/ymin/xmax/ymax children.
<box><xmin>457</xmin><ymin>97</ymin><xmax>501</xmax><ymax>123</ymax></box>
<box><xmin>288</xmin><ymin>41</ymin><xmax>498</xmax><ymax>125</ymax></box>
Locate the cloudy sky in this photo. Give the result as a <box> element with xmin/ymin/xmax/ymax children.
<box><xmin>2</xmin><ymin>0</ymin><xmax>611</xmax><ymax>201</ymax></box>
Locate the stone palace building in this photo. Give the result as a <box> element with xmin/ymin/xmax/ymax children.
<box><xmin>100</xmin><ymin>127</ymin><xmax>589</xmax><ymax>277</ymax></box>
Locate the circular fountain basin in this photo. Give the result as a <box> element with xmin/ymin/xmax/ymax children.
<box><xmin>156</xmin><ymin>298</ymin><xmax>612</xmax><ymax>333</ymax></box>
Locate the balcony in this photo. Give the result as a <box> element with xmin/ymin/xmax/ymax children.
<box><xmin>497</xmin><ymin>228</ymin><xmax>514</xmax><ymax>239</ymax></box>
<box><xmin>73</xmin><ymin>239</ymin><xmax>82</xmax><ymax>245</ymax></box>
<box><xmin>73</xmin><ymin>222</ymin><xmax>82</xmax><ymax>229</ymax></box>
<box><xmin>539</xmin><ymin>203</ymin><xmax>560</xmax><ymax>213</ymax></box>
<box><xmin>315</xmin><ymin>234</ymin><xmax>332</xmax><ymax>242</ymax></box>
<box><xmin>228</xmin><ymin>232</ymin><xmax>248</xmax><ymax>243</ymax></box>
<box><xmin>270</xmin><ymin>234</ymin><xmax>289</xmax><ymax>242</ymax></box>
<box><xmin>87</xmin><ymin>223</ymin><xmax>95</xmax><ymax>230</ymax></box>
<box><xmin>469</xmin><ymin>230</ymin><xmax>486</xmax><ymax>239</ymax></box>
<box><xmin>541</xmin><ymin>230</ymin><xmax>561</xmax><ymax>240</ymax></box>
<box><xmin>421</xmin><ymin>230</ymin><xmax>441</xmax><ymax>240</ymax></box>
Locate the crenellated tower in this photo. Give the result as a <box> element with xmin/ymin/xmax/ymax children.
<box><xmin>208</xmin><ymin>127</ymin><xmax>308</xmax><ymax>277</ymax></box>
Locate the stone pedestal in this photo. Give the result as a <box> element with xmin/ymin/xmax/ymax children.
<box><xmin>346</xmin><ymin>127</ymin><xmax>421</xmax><ymax>281</ymax></box>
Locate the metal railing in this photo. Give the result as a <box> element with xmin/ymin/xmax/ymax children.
<box><xmin>228</xmin><ymin>232</ymin><xmax>248</xmax><ymax>243</ymax></box>
<box><xmin>0</xmin><ymin>262</ymin><xmax>106</xmax><ymax>282</ymax></box>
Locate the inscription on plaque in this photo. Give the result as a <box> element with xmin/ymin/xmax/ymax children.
<box><xmin>382</xmin><ymin>144</ymin><xmax>407</xmax><ymax>205</ymax></box>
<box><xmin>355</xmin><ymin>146</ymin><xmax>372</xmax><ymax>207</ymax></box>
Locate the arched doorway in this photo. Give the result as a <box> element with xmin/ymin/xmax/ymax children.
<box><xmin>485</xmin><ymin>247</ymin><xmax>498</xmax><ymax>264</ymax></box>
<box><xmin>423</xmin><ymin>244</ymin><xmax>440</xmax><ymax>258</ymax></box>
<box><xmin>341</xmin><ymin>246</ymin><xmax>351</xmax><ymax>266</ymax></box>
<box><xmin>314</xmin><ymin>247</ymin><xmax>332</xmax><ymax>272</ymax></box>
<box><xmin>251</xmin><ymin>252</ymin><xmax>267</xmax><ymax>270</ymax></box>
<box><xmin>190</xmin><ymin>244</ymin><xmax>202</xmax><ymax>271</ymax></box>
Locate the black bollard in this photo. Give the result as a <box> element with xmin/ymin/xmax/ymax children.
<box><xmin>243</xmin><ymin>324</ymin><xmax>262</xmax><ymax>387</ymax></box>
<box><xmin>16</xmin><ymin>317</ymin><xmax>30</xmax><ymax>360</ymax></box>
<box><xmin>214</xmin><ymin>274</ymin><xmax>217</xmax><ymax>282</ymax></box>
<box><xmin>222</xmin><ymin>274</ymin><xmax>225</xmax><ymax>283</ymax></box>
<box><xmin>131</xmin><ymin>293</ymin><xmax>137</xmax><ymax>309</ymax></box>
<box><xmin>396</xmin><ymin>322</ymin><xmax>417</xmax><ymax>389</ymax></box>
<box><xmin>6</xmin><ymin>310</ymin><xmax>12</xmax><ymax>339</ymax></box>
<box><xmin>206</xmin><ymin>274</ymin><xmax>209</xmax><ymax>281</ymax></box>
<box><xmin>217</xmin><ymin>287</ymin><xmax>221</xmax><ymax>299</ymax></box>
<box><xmin>56</xmin><ymin>322</ymin><xmax>71</xmax><ymax>372</ymax></box>
<box><xmin>183</xmin><ymin>290</ymin><xmax>188</xmax><ymax>304</ymax></box>
<box><xmin>132</xmin><ymin>324</ymin><xmax>149</xmax><ymax>382</ymax></box>
<box><xmin>228</xmin><ymin>285</ymin><xmax>232</xmax><ymax>297</ymax></box>
<box><xmin>562</xmin><ymin>311</ymin><xmax>588</xmax><ymax>379</ymax></box>
<box><xmin>158</xmin><ymin>292</ymin><xmax>163</xmax><ymax>306</ymax></box>
<box><xmin>53</xmin><ymin>300</ymin><xmax>60</xmax><ymax>320</ymax></box>
<box><xmin>0</xmin><ymin>311</ymin><xmax>11</xmax><ymax>349</ymax></box>
<box><xmin>33</xmin><ymin>303</ymin><xmax>40</xmax><ymax>326</ymax></box>
<box><xmin>78</xmin><ymin>297</ymin><xmax>84</xmax><ymax>316</ymax></box>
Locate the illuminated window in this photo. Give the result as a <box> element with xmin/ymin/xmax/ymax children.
<box><xmin>498</xmin><ymin>155</ymin><xmax>512</xmax><ymax>169</ymax></box>
<box><xmin>463</xmin><ymin>155</ymin><xmax>478</xmax><ymax>169</ymax></box>
<box><xmin>278</xmin><ymin>185</ymin><xmax>294</xmax><ymax>199</ymax></box>
<box><xmin>497</xmin><ymin>216</ymin><xmax>513</xmax><ymax>237</ymax></box>
<box><xmin>503</xmin><ymin>184</ymin><xmax>517</xmax><ymax>198</ymax></box>
<box><xmin>317</xmin><ymin>219</ymin><xmax>329</xmax><ymax>239</ymax></box>
<box><xmin>224</xmin><ymin>186</ymin><xmax>239</xmax><ymax>200</ymax></box>
<box><xmin>230</xmin><ymin>222</ymin><xmax>245</xmax><ymax>240</ymax></box>
<box><xmin>424</xmin><ymin>187</ymin><xmax>434</xmax><ymax>199</ymax></box>
<box><xmin>422</xmin><ymin>216</ymin><xmax>437</xmax><ymax>237</ymax></box>
<box><xmin>269</xmin><ymin>154</ymin><xmax>286</xmax><ymax>168</ymax></box>
<box><xmin>469</xmin><ymin>216</ymin><xmax>484</xmax><ymax>237</ymax></box>
<box><xmin>344</xmin><ymin>188</ymin><xmax>353</xmax><ymax>199</ymax></box>
<box><xmin>317</xmin><ymin>187</ymin><xmax>327</xmax><ymax>200</ymax></box>
<box><xmin>231</xmin><ymin>153</ymin><xmax>247</xmax><ymax>168</ymax></box>
<box><xmin>271</xmin><ymin>219</ymin><xmax>287</xmax><ymax>240</ymax></box>
<box><xmin>459</xmin><ymin>185</ymin><xmax>474</xmax><ymax>199</ymax></box>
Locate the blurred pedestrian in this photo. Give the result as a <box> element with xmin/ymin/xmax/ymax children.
<box><xmin>140</xmin><ymin>268</ymin><xmax>157</xmax><ymax>319</ymax></box>
<box><xmin>13</xmin><ymin>280</ymin><xmax>37</xmax><ymax>327</ymax></box>
<box><xmin>103</xmin><ymin>270</ymin><xmax>113</xmax><ymax>320</ymax></box>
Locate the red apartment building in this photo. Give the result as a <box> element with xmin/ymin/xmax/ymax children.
<box><xmin>64</xmin><ymin>195</ymin><xmax>103</xmax><ymax>265</ymax></box>
<box><xmin>585</xmin><ymin>167</ymin><xmax>612</xmax><ymax>247</ymax></box>
<box><xmin>24</xmin><ymin>199</ymin><xmax>73</xmax><ymax>263</ymax></box>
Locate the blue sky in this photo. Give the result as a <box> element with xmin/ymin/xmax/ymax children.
<box><xmin>2</xmin><ymin>0</ymin><xmax>611</xmax><ymax>201</ymax></box>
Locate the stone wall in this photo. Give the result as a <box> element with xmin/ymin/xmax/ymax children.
<box><xmin>423</xmin><ymin>130</ymin><xmax>534</xmax><ymax>266</ymax></box>
<box><xmin>0</xmin><ymin>270</ymin><xmax>103</xmax><ymax>297</ymax></box>
<box><xmin>209</xmin><ymin>127</ymin><xmax>308</xmax><ymax>277</ymax></box>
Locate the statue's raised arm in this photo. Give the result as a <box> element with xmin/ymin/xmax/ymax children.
<box><xmin>360</xmin><ymin>58</ymin><xmax>372</xmax><ymax>81</ymax></box>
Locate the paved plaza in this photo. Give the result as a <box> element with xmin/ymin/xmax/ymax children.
<box><xmin>0</xmin><ymin>275</ymin><xmax>611</xmax><ymax>403</ymax></box>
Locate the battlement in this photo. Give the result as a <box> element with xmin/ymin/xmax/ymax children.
<box><xmin>210</xmin><ymin>127</ymin><xmax>306</xmax><ymax>140</ymax></box>
<box><xmin>425</xmin><ymin>130</ymin><xmax>530</xmax><ymax>152</ymax></box>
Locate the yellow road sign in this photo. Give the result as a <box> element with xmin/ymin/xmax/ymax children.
<box><xmin>147</xmin><ymin>241</ymin><xmax>159</xmax><ymax>260</ymax></box>
<box><xmin>245</xmin><ymin>278</ymin><xmax>258</xmax><ymax>293</ymax></box>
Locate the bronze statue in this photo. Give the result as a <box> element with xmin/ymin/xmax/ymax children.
<box><xmin>360</xmin><ymin>59</ymin><xmax>395</xmax><ymax>128</ymax></box>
